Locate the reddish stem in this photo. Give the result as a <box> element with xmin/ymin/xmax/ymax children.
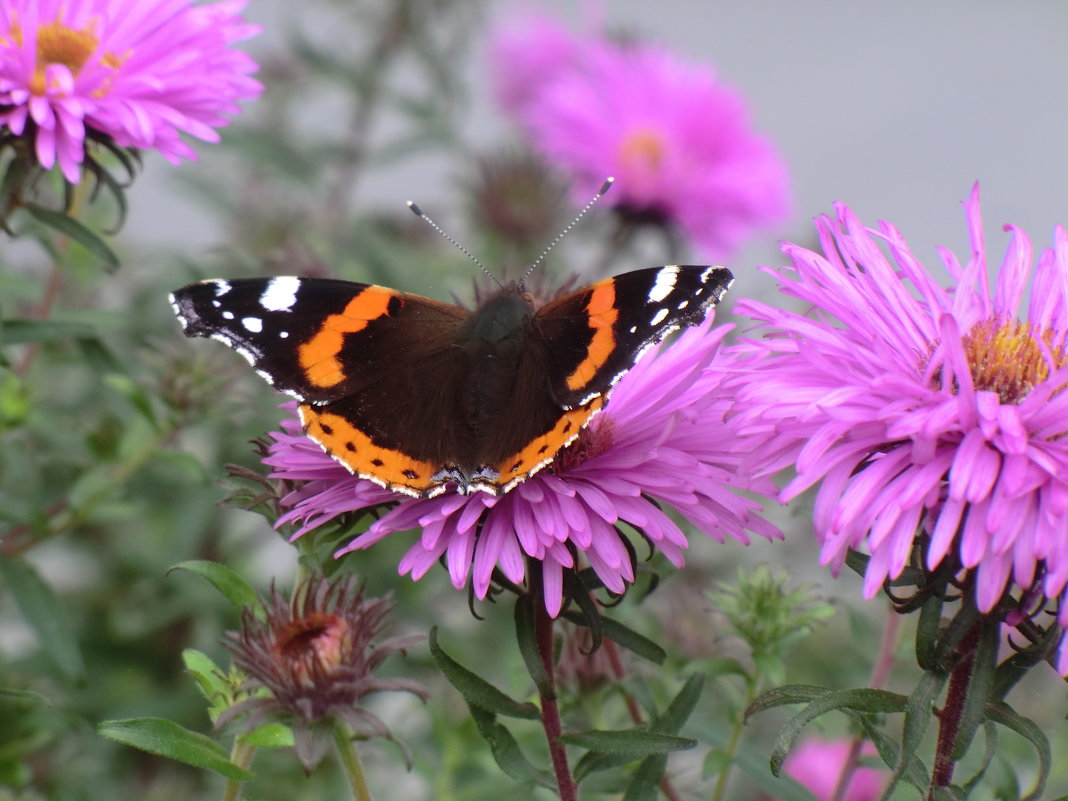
<box><xmin>534</xmin><ymin>600</ymin><xmax>578</xmax><ymax>801</ymax></box>
<box><xmin>928</xmin><ymin>623</ymin><xmax>981</xmax><ymax>797</ymax></box>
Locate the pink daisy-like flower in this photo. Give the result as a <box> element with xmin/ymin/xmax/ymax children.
<box><xmin>729</xmin><ymin>184</ymin><xmax>1068</xmax><ymax>671</ymax></box>
<box><xmin>492</xmin><ymin>21</ymin><xmax>788</xmax><ymax>259</ymax></box>
<box><xmin>488</xmin><ymin>12</ymin><xmax>578</xmax><ymax>117</ymax></box>
<box><xmin>775</xmin><ymin>738</ymin><xmax>885</xmax><ymax>801</ymax></box>
<box><xmin>265</xmin><ymin>322</ymin><xmax>781</xmax><ymax>617</ymax></box>
<box><xmin>0</xmin><ymin>0</ymin><xmax>261</xmax><ymax>183</ymax></box>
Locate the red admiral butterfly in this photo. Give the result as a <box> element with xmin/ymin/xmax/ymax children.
<box><xmin>170</xmin><ymin>265</ymin><xmax>732</xmax><ymax>497</ymax></box>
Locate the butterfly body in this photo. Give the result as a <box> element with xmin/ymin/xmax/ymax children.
<box><xmin>170</xmin><ymin>265</ymin><xmax>732</xmax><ymax>497</ymax></box>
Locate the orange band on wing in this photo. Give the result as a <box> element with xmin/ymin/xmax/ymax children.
<box><xmin>564</xmin><ymin>281</ymin><xmax>618</xmax><ymax>392</ymax></box>
<box><xmin>490</xmin><ymin>395</ymin><xmax>606</xmax><ymax>490</ymax></box>
<box><xmin>298</xmin><ymin>288</ymin><xmax>393</xmax><ymax>388</ymax></box>
<box><xmin>299</xmin><ymin>404</ymin><xmax>437</xmax><ymax>495</ymax></box>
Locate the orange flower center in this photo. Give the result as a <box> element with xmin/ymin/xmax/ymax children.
<box><xmin>618</xmin><ymin>128</ymin><xmax>666</xmax><ymax>174</ymax></box>
<box><xmin>960</xmin><ymin>317</ymin><xmax>1068</xmax><ymax>404</ymax></box>
<box><xmin>29</xmin><ymin>19</ymin><xmax>99</xmax><ymax>95</ymax></box>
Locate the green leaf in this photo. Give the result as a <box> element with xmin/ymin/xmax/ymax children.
<box><xmin>960</xmin><ymin>721</ymin><xmax>997</xmax><ymax>794</ymax></box>
<box><xmin>105</xmin><ymin>374</ymin><xmax>158</xmax><ymax>427</ymax></box>
<box><xmin>21</xmin><ymin>203</ymin><xmax>120</xmax><ymax>269</ymax></box>
<box><xmin>915</xmin><ymin>594</ymin><xmax>943</xmax><ymax>671</ymax></box>
<box><xmin>650</xmin><ymin>674</ymin><xmax>705</xmax><ymax>735</ymax></box>
<box><xmin>0</xmin><ymin>553</ymin><xmax>86</xmax><ymax>684</ymax></box>
<box><xmin>428</xmin><ymin>628</ymin><xmax>539</xmax><ymax>720</ymax></box>
<box><xmin>239</xmin><ymin>723</ymin><xmax>294</xmax><ymax>748</ymax></box>
<box><xmin>855</xmin><ymin>714</ymin><xmax>929</xmax><ymax>792</ymax></box>
<box><xmin>770</xmin><ymin>688</ymin><xmax>909</xmax><ymax>775</ymax></box>
<box><xmin>167</xmin><ymin>561</ymin><xmax>259</xmax><ymax>612</ymax></box>
<box><xmin>985</xmin><ymin>701</ymin><xmax>1049</xmax><ymax>801</ymax></box>
<box><xmin>514</xmin><ymin>594</ymin><xmax>553</xmax><ymax>700</ymax></box>
<box><xmin>622</xmin><ymin>753</ymin><xmax>668</xmax><ymax>801</ymax></box>
<box><xmin>882</xmin><ymin>670</ymin><xmax>946</xmax><ymax>799</ymax></box>
<box><xmin>0</xmin><ymin>318</ymin><xmax>97</xmax><ymax>345</ymax></box>
<box><xmin>98</xmin><ymin>718</ymin><xmax>254</xmax><ymax>781</ymax></box>
<box><xmin>468</xmin><ymin>705</ymin><xmax>554</xmax><ymax>789</ymax></box>
<box><xmin>745</xmin><ymin>684</ymin><xmax>833</xmax><ymax>721</ymax></box>
<box><xmin>559</xmin><ymin>729</ymin><xmax>695</xmax><ymax>758</ymax></box>
<box><xmin>600</xmin><ymin>616</ymin><xmax>665</xmax><ymax>665</ymax></box>
<box><xmin>182</xmin><ymin>649</ymin><xmax>229</xmax><ymax>708</ymax></box>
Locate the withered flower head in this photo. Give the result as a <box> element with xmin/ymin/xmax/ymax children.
<box><xmin>220</xmin><ymin>575</ymin><xmax>425</xmax><ymax>770</ymax></box>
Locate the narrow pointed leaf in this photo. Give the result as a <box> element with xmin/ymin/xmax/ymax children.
<box><xmin>622</xmin><ymin>754</ymin><xmax>668</xmax><ymax>801</ymax></box>
<box><xmin>745</xmin><ymin>684</ymin><xmax>833</xmax><ymax>721</ymax></box>
<box><xmin>514</xmin><ymin>594</ymin><xmax>553</xmax><ymax>699</ymax></box>
<box><xmin>167</xmin><ymin>560</ymin><xmax>259</xmax><ymax>612</ymax></box>
<box><xmin>600</xmin><ymin>616</ymin><xmax>665</xmax><ymax>664</ymax></box>
<box><xmin>98</xmin><ymin>718</ymin><xmax>254</xmax><ymax>781</ymax></box>
<box><xmin>650</xmin><ymin>674</ymin><xmax>704</xmax><ymax>734</ymax></box>
<box><xmin>882</xmin><ymin>670</ymin><xmax>946</xmax><ymax>799</ymax></box>
<box><xmin>469</xmin><ymin>704</ymin><xmax>554</xmax><ymax>788</ymax></box>
<box><xmin>429</xmin><ymin>628</ymin><xmax>539</xmax><ymax>719</ymax></box>
<box><xmin>22</xmin><ymin>203</ymin><xmax>119</xmax><ymax>269</ymax></box>
<box><xmin>770</xmin><ymin>688</ymin><xmax>908</xmax><ymax>775</ymax></box>
<box><xmin>0</xmin><ymin>553</ymin><xmax>86</xmax><ymax>684</ymax></box>
<box><xmin>559</xmin><ymin>729</ymin><xmax>695</xmax><ymax>757</ymax></box>
<box><xmin>985</xmin><ymin>701</ymin><xmax>1049</xmax><ymax>801</ymax></box>
<box><xmin>915</xmin><ymin>594</ymin><xmax>944</xmax><ymax>671</ymax></box>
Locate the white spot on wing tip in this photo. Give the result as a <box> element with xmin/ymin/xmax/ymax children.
<box><xmin>647</xmin><ymin>265</ymin><xmax>681</xmax><ymax>303</ymax></box>
<box><xmin>241</xmin><ymin>316</ymin><xmax>263</xmax><ymax>333</ymax></box>
<box><xmin>260</xmin><ymin>276</ymin><xmax>301</xmax><ymax>312</ymax></box>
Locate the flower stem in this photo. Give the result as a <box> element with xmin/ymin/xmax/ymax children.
<box><xmin>333</xmin><ymin>720</ymin><xmax>373</xmax><ymax>801</ymax></box>
<box><xmin>710</xmin><ymin>673</ymin><xmax>760</xmax><ymax>801</ymax></box>
<box><xmin>221</xmin><ymin>740</ymin><xmax>256</xmax><ymax>801</ymax></box>
<box><xmin>830</xmin><ymin>605</ymin><xmax>902</xmax><ymax>801</ymax></box>
<box><xmin>533</xmin><ymin>597</ymin><xmax>578</xmax><ymax>801</ymax></box>
<box><xmin>928</xmin><ymin>622</ymin><xmax>981</xmax><ymax>797</ymax></box>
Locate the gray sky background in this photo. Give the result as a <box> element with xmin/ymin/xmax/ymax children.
<box><xmin>127</xmin><ymin>0</ymin><xmax>1068</xmax><ymax>296</ymax></box>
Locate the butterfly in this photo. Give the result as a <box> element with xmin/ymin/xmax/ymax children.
<box><xmin>170</xmin><ymin>265</ymin><xmax>732</xmax><ymax>498</ymax></box>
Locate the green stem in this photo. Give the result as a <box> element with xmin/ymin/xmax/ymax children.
<box><xmin>710</xmin><ymin>673</ymin><xmax>761</xmax><ymax>801</ymax></box>
<box><xmin>334</xmin><ymin>720</ymin><xmax>373</xmax><ymax>801</ymax></box>
<box><xmin>221</xmin><ymin>740</ymin><xmax>256</xmax><ymax>801</ymax></box>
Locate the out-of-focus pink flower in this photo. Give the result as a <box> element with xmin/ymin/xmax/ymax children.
<box><xmin>730</xmin><ymin>184</ymin><xmax>1068</xmax><ymax>672</ymax></box>
<box><xmin>776</xmin><ymin>738</ymin><xmax>885</xmax><ymax>801</ymax></box>
<box><xmin>0</xmin><ymin>0</ymin><xmax>261</xmax><ymax>182</ymax></box>
<box><xmin>490</xmin><ymin>14</ymin><xmax>789</xmax><ymax>259</ymax></box>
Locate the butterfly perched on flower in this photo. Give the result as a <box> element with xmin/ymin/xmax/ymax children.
<box><xmin>170</xmin><ymin>264</ymin><xmax>732</xmax><ymax>498</ymax></box>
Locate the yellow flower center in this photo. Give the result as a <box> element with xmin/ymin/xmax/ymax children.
<box><xmin>29</xmin><ymin>19</ymin><xmax>100</xmax><ymax>95</ymax></box>
<box><xmin>961</xmin><ymin>317</ymin><xmax>1068</xmax><ymax>404</ymax></box>
<box><xmin>618</xmin><ymin>128</ymin><xmax>666</xmax><ymax>174</ymax></box>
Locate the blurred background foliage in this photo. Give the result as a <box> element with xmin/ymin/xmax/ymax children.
<box><xmin>1</xmin><ymin>1</ymin><xmax>1067</xmax><ymax>799</ymax></box>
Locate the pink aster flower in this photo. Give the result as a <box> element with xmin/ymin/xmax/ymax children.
<box><xmin>488</xmin><ymin>12</ymin><xmax>579</xmax><ymax>116</ymax></box>
<box><xmin>0</xmin><ymin>0</ymin><xmax>261</xmax><ymax>183</ymax></box>
<box><xmin>773</xmin><ymin>738</ymin><xmax>885</xmax><ymax>801</ymax></box>
<box><xmin>265</xmin><ymin>322</ymin><xmax>780</xmax><ymax>617</ymax></box>
<box><xmin>492</xmin><ymin>20</ymin><xmax>789</xmax><ymax>258</ymax></box>
<box><xmin>729</xmin><ymin>184</ymin><xmax>1068</xmax><ymax>671</ymax></box>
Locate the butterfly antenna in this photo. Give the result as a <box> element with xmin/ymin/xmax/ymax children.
<box><xmin>407</xmin><ymin>200</ymin><xmax>503</xmax><ymax>290</ymax></box>
<box><xmin>519</xmin><ymin>176</ymin><xmax>615</xmax><ymax>288</ymax></box>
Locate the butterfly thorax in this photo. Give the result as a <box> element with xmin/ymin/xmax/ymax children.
<box><xmin>458</xmin><ymin>287</ymin><xmax>539</xmax><ymax>459</ymax></box>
